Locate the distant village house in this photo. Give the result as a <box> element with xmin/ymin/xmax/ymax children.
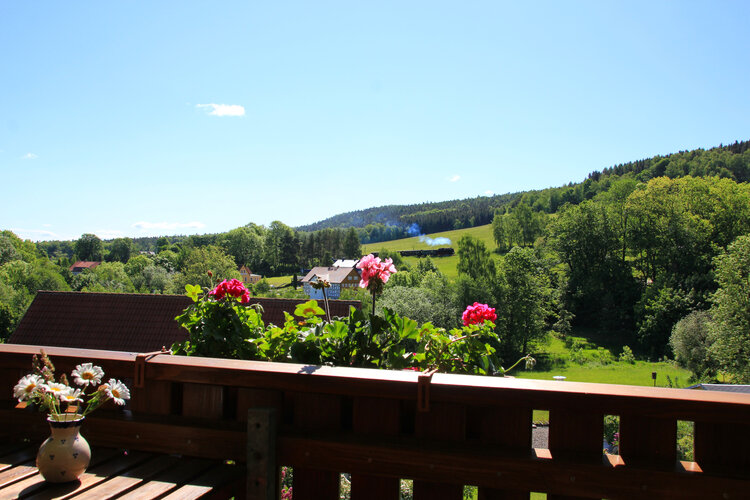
<box><xmin>69</xmin><ymin>261</ymin><xmax>100</xmax><ymax>275</ymax></box>
<box><xmin>301</xmin><ymin>259</ymin><xmax>360</xmax><ymax>300</ymax></box>
<box><xmin>239</xmin><ymin>265</ymin><xmax>262</xmax><ymax>285</ymax></box>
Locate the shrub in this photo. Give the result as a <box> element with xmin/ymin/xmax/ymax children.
<box><xmin>669</xmin><ymin>310</ymin><xmax>716</xmax><ymax>381</ymax></box>
<box><xmin>619</xmin><ymin>345</ymin><xmax>636</xmax><ymax>364</ymax></box>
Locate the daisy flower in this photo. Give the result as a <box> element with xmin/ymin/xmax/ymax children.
<box><xmin>59</xmin><ymin>388</ymin><xmax>83</xmax><ymax>404</ymax></box>
<box><xmin>13</xmin><ymin>374</ymin><xmax>43</xmax><ymax>401</ymax></box>
<box><xmin>72</xmin><ymin>363</ymin><xmax>105</xmax><ymax>387</ymax></box>
<box><xmin>104</xmin><ymin>379</ymin><xmax>131</xmax><ymax>405</ymax></box>
<box><xmin>45</xmin><ymin>382</ymin><xmax>72</xmax><ymax>399</ymax></box>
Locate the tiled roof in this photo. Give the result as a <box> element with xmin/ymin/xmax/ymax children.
<box><xmin>9</xmin><ymin>291</ymin><xmax>361</xmax><ymax>354</ymax></box>
<box><xmin>300</xmin><ymin>266</ymin><xmax>359</xmax><ymax>284</ymax></box>
<box><xmin>69</xmin><ymin>261</ymin><xmax>100</xmax><ymax>271</ymax></box>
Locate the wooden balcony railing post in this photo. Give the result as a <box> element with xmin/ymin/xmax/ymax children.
<box><xmin>247</xmin><ymin>408</ymin><xmax>277</xmax><ymax>500</ymax></box>
<box><xmin>694</xmin><ymin>421</ymin><xmax>750</xmax><ymax>476</ymax></box>
<box><xmin>619</xmin><ymin>414</ymin><xmax>676</xmax><ymax>469</ymax></box>
<box><xmin>290</xmin><ymin>391</ymin><xmax>342</xmax><ymax>499</ymax></box>
<box><xmin>476</xmin><ymin>406</ymin><xmax>533</xmax><ymax>500</ymax></box>
<box><xmin>548</xmin><ymin>408</ymin><xmax>603</xmax><ymax>500</ymax></box>
<box><xmin>413</xmin><ymin>401</ymin><xmax>466</xmax><ymax>500</ymax></box>
<box><xmin>350</xmin><ymin>397</ymin><xmax>401</xmax><ymax>500</ymax></box>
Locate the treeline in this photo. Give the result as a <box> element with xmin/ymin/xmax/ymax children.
<box><xmin>298</xmin><ymin>140</ymin><xmax>750</xmax><ymax>238</ymax></box>
<box><xmin>0</xmin><ymin>223</ymin><xmax>365</xmax><ymax>340</ymax></box>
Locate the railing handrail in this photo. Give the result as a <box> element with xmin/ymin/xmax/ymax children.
<box><xmin>3</xmin><ymin>343</ymin><xmax>750</xmax><ymax>421</ymax></box>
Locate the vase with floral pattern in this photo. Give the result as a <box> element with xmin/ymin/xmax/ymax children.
<box><xmin>36</xmin><ymin>414</ymin><xmax>91</xmax><ymax>483</ymax></box>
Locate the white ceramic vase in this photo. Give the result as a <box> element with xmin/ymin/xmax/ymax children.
<box><xmin>36</xmin><ymin>414</ymin><xmax>91</xmax><ymax>483</ymax></box>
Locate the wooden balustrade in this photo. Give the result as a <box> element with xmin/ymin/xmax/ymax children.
<box><xmin>2</xmin><ymin>343</ymin><xmax>750</xmax><ymax>499</ymax></box>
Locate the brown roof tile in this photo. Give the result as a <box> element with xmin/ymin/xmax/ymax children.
<box><xmin>9</xmin><ymin>291</ymin><xmax>360</xmax><ymax>353</ymax></box>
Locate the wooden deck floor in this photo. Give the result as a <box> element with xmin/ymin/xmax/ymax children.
<box><xmin>0</xmin><ymin>443</ymin><xmax>245</xmax><ymax>499</ymax></box>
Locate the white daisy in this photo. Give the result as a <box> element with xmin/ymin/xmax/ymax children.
<box><xmin>59</xmin><ymin>388</ymin><xmax>83</xmax><ymax>404</ymax></box>
<box><xmin>45</xmin><ymin>382</ymin><xmax>72</xmax><ymax>399</ymax></box>
<box><xmin>104</xmin><ymin>379</ymin><xmax>131</xmax><ymax>405</ymax></box>
<box><xmin>13</xmin><ymin>374</ymin><xmax>43</xmax><ymax>401</ymax></box>
<box><xmin>72</xmin><ymin>363</ymin><xmax>104</xmax><ymax>387</ymax></box>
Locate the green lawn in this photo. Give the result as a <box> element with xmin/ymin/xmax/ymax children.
<box><xmin>362</xmin><ymin>224</ymin><xmax>498</xmax><ymax>280</ymax></box>
<box><xmin>514</xmin><ymin>360</ymin><xmax>690</xmax><ymax>387</ymax></box>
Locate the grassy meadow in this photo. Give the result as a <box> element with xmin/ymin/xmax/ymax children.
<box><xmin>362</xmin><ymin>224</ymin><xmax>497</xmax><ymax>280</ymax></box>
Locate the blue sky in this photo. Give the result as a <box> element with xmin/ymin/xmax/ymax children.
<box><xmin>2</xmin><ymin>1</ymin><xmax>749</xmax><ymax>241</ymax></box>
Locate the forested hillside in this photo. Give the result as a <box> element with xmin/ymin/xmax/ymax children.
<box><xmin>298</xmin><ymin>140</ymin><xmax>750</xmax><ymax>242</ymax></box>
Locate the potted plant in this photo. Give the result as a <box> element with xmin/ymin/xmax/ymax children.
<box><xmin>13</xmin><ymin>351</ymin><xmax>130</xmax><ymax>482</ymax></box>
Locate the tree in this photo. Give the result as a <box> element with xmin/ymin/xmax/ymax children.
<box><xmin>219</xmin><ymin>227</ymin><xmax>264</xmax><ymax>268</ymax></box>
<box><xmin>496</xmin><ymin>247</ymin><xmax>553</xmax><ymax>356</ymax></box>
<box><xmin>708</xmin><ymin>235</ymin><xmax>750</xmax><ymax>382</ymax></box>
<box><xmin>670</xmin><ymin>310</ymin><xmax>716</xmax><ymax>380</ymax></box>
<box><xmin>511</xmin><ymin>203</ymin><xmax>543</xmax><ymax>246</ymax></box>
<box><xmin>74</xmin><ymin>234</ymin><xmax>104</xmax><ymax>261</ymax></box>
<box><xmin>549</xmin><ymin>200</ymin><xmax>638</xmax><ymax>331</ymax></box>
<box><xmin>106</xmin><ymin>238</ymin><xmax>133</xmax><ymax>263</ymax></box>
<box><xmin>80</xmin><ymin>262</ymin><xmax>135</xmax><ymax>293</ymax></box>
<box><xmin>172</xmin><ymin>245</ymin><xmax>241</xmax><ymax>291</ymax></box>
<box><xmin>456</xmin><ymin>235</ymin><xmax>495</xmax><ymax>281</ymax></box>
<box><xmin>343</xmin><ymin>227</ymin><xmax>361</xmax><ymax>259</ymax></box>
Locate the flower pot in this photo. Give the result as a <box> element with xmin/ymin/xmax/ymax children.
<box><xmin>36</xmin><ymin>414</ymin><xmax>91</xmax><ymax>483</ymax></box>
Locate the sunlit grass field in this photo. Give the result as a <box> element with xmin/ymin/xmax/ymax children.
<box><xmin>362</xmin><ymin>224</ymin><xmax>497</xmax><ymax>280</ymax></box>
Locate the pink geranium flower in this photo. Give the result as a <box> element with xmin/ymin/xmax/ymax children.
<box><xmin>462</xmin><ymin>302</ymin><xmax>497</xmax><ymax>326</ymax></box>
<box><xmin>209</xmin><ymin>279</ymin><xmax>251</xmax><ymax>304</ymax></box>
<box><xmin>356</xmin><ymin>254</ymin><xmax>397</xmax><ymax>294</ymax></box>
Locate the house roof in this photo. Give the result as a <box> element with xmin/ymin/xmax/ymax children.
<box><xmin>9</xmin><ymin>291</ymin><xmax>360</xmax><ymax>354</ymax></box>
<box><xmin>333</xmin><ymin>259</ymin><xmax>359</xmax><ymax>268</ymax></box>
<box><xmin>300</xmin><ymin>266</ymin><xmax>359</xmax><ymax>285</ymax></box>
<box><xmin>687</xmin><ymin>384</ymin><xmax>750</xmax><ymax>394</ymax></box>
<box><xmin>69</xmin><ymin>261</ymin><xmax>101</xmax><ymax>271</ymax></box>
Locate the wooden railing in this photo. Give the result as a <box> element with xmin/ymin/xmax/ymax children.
<box><xmin>2</xmin><ymin>343</ymin><xmax>750</xmax><ymax>499</ymax></box>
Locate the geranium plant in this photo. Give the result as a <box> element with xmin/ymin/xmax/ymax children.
<box><xmin>13</xmin><ymin>351</ymin><xmax>130</xmax><ymax>421</ymax></box>
<box><xmin>173</xmin><ymin>278</ymin><xmax>265</xmax><ymax>359</ymax></box>
<box><xmin>357</xmin><ymin>253</ymin><xmax>397</xmax><ymax>311</ymax></box>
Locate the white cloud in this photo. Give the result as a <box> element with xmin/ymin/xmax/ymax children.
<box><xmin>132</xmin><ymin>221</ymin><xmax>206</xmax><ymax>231</ymax></box>
<box><xmin>95</xmin><ymin>229</ymin><xmax>125</xmax><ymax>240</ymax></box>
<box><xmin>485</xmin><ymin>190</ymin><xmax>494</xmax><ymax>195</ymax></box>
<box><xmin>196</xmin><ymin>103</ymin><xmax>245</xmax><ymax>117</ymax></box>
<box><xmin>11</xmin><ymin>228</ymin><xmax>61</xmax><ymax>241</ymax></box>
<box><xmin>22</xmin><ymin>153</ymin><xmax>38</xmax><ymax>160</ymax></box>
<box><xmin>448</xmin><ymin>175</ymin><xmax>461</xmax><ymax>182</ymax></box>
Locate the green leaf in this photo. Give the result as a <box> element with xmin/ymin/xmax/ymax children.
<box><xmin>294</xmin><ymin>300</ymin><xmax>325</xmax><ymax>318</ymax></box>
<box><xmin>185</xmin><ymin>284</ymin><xmax>202</xmax><ymax>302</ymax></box>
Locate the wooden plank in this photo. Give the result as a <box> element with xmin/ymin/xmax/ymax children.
<box><xmin>159</xmin><ymin>462</ymin><xmax>246</xmax><ymax>500</ymax></box>
<box><xmin>0</xmin><ymin>460</ymin><xmax>37</xmax><ymax>488</ymax></box>
<box><xmin>290</xmin><ymin>392</ymin><xmax>341</xmax><ymax>500</ymax></box>
<box><xmin>0</xmin><ymin>411</ymin><xmax>247</xmax><ymax>464</ymax></box>
<box><xmin>0</xmin><ymin>446</ymin><xmax>38</xmax><ymax>473</ymax></box>
<box><xmin>619</xmin><ymin>415</ymin><xmax>676</xmax><ymax>468</ymax></box>
<box><xmin>182</xmin><ymin>383</ymin><xmax>224</xmax><ymax>419</ymax></box>
<box><xmin>130</xmin><ymin>380</ymin><xmax>174</xmax><ymax>415</ymax></box>
<box><xmin>108</xmin><ymin>457</ymin><xmax>215</xmax><ymax>499</ymax></box>
<box><xmin>70</xmin><ymin>454</ymin><xmax>181</xmax><ymax>500</ymax></box>
<box><xmin>350</xmin><ymin>397</ymin><xmax>401</xmax><ymax>500</ymax></box>
<box><xmin>247</xmin><ymin>408</ymin><xmax>277</xmax><ymax>500</ymax></box>
<box><xmin>475</xmin><ymin>406</ymin><xmax>533</xmax><ymax>500</ymax></box>
<box><xmin>236</xmin><ymin>388</ymin><xmax>283</xmax><ymax>422</ymax></box>
<box><xmin>9</xmin><ymin>449</ymin><xmax>148</xmax><ymax>500</ymax></box>
<box><xmin>534</xmin><ymin>408</ymin><xmax>602</xmax><ymax>500</ymax></box>
<box><xmin>694</xmin><ymin>421</ymin><xmax>750</xmax><ymax>476</ymax></box>
<box><xmin>414</xmin><ymin>402</ymin><xmax>466</xmax><ymax>500</ymax></box>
